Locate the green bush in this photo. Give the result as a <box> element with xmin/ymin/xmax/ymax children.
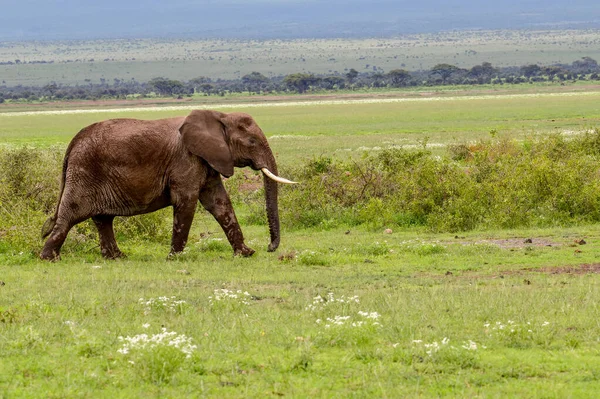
<box><xmin>3</xmin><ymin>130</ymin><xmax>600</xmax><ymax>254</ymax></box>
<box><xmin>277</xmin><ymin>129</ymin><xmax>600</xmax><ymax>232</ymax></box>
<box><xmin>0</xmin><ymin>146</ymin><xmax>62</xmax><ymax>251</ymax></box>
<box><xmin>0</xmin><ymin>146</ymin><xmax>169</xmax><ymax>253</ymax></box>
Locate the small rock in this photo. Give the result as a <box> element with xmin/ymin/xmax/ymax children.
<box><xmin>524</xmin><ymin>238</ymin><xmax>533</xmax><ymax>244</ymax></box>
<box><xmin>384</xmin><ymin>228</ymin><xmax>393</xmax><ymax>234</ymax></box>
<box><xmin>445</xmin><ymin>271</ymin><xmax>453</xmax><ymax>276</ymax></box>
<box><xmin>345</xmin><ymin>230</ymin><xmax>351</xmax><ymax>235</ymax></box>
<box><xmin>176</xmin><ymin>269</ymin><xmax>191</xmax><ymax>275</ymax></box>
<box><xmin>0</xmin><ymin>281</ymin><xmax>5</xmax><ymax>286</ymax></box>
<box><xmin>576</xmin><ymin>239</ymin><xmax>586</xmax><ymax>245</ymax></box>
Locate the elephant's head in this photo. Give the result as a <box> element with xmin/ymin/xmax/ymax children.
<box><xmin>179</xmin><ymin>110</ymin><xmax>296</xmax><ymax>252</ymax></box>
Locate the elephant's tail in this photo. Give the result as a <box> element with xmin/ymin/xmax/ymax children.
<box><xmin>41</xmin><ymin>216</ymin><xmax>56</xmax><ymax>239</ymax></box>
<box><xmin>41</xmin><ymin>151</ymin><xmax>69</xmax><ymax>239</ymax></box>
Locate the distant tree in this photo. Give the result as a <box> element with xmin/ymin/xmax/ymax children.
<box><xmin>320</xmin><ymin>76</ymin><xmax>345</xmax><ymax>90</ymax></box>
<box><xmin>42</xmin><ymin>83</ymin><xmax>58</xmax><ymax>97</ymax></box>
<box><xmin>345</xmin><ymin>68</ymin><xmax>359</xmax><ymax>84</ymax></box>
<box><xmin>386</xmin><ymin>69</ymin><xmax>411</xmax><ymax>87</ymax></box>
<box><xmin>241</xmin><ymin>72</ymin><xmax>270</xmax><ymax>93</ymax></box>
<box><xmin>572</xmin><ymin>56</ymin><xmax>599</xmax><ymax>73</ymax></box>
<box><xmin>369</xmin><ymin>72</ymin><xmax>387</xmax><ymax>88</ymax></box>
<box><xmin>283</xmin><ymin>73</ymin><xmax>320</xmax><ymax>93</ymax></box>
<box><xmin>198</xmin><ymin>83</ymin><xmax>214</xmax><ymax>95</ymax></box>
<box><xmin>430</xmin><ymin>64</ymin><xmax>460</xmax><ymax>83</ymax></box>
<box><xmin>189</xmin><ymin>76</ymin><xmax>211</xmax><ymax>93</ymax></box>
<box><xmin>468</xmin><ymin>62</ymin><xmax>496</xmax><ymax>83</ymax></box>
<box><xmin>520</xmin><ymin>64</ymin><xmax>541</xmax><ymax>78</ymax></box>
<box><xmin>148</xmin><ymin>77</ymin><xmax>185</xmax><ymax>96</ymax></box>
<box><xmin>541</xmin><ymin>66</ymin><xmax>566</xmax><ymax>80</ymax></box>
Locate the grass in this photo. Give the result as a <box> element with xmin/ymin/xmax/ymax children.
<box><xmin>3</xmin><ymin>87</ymin><xmax>600</xmax><ymax>396</ymax></box>
<box><xmin>2</xmin><ymin>224</ymin><xmax>600</xmax><ymax>397</ymax></box>
<box><xmin>2</xmin><ymin>89</ymin><xmax>600</xmax><ymax>165</ymax></box>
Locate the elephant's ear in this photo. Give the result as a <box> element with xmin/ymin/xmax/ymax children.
<box><xmin>179</xmin><ymin>110</ymin><xmax>234</xmax><ymax>178</ymax></box>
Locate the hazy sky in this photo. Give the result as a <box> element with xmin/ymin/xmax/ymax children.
<box><xmin>0</xmin><ymin>0</ymin><xmax>598</xmax><ymax>40</ymax></box>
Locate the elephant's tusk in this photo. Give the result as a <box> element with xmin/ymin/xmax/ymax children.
<box><xmin>261</xmin><ymin>168</ymin><xmax>298</xmax><ymax>184</ymax></box>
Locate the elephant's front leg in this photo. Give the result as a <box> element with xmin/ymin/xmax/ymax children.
<box><xmin>199</xmin><ymin>177</ymin><xmax>255</xmax><ymax>257</ymax></box>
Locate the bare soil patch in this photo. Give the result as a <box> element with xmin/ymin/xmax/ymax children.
<box><xmin>435</xmin><ymin>263</ymin><xmax>600</xmax><ymax>281</ymax></box>
<box><xmin>480</xmin><ymin>237</ymin><xmax>559</xmax><ymax>249</ymax></box>
<box><xmin>454</xmin><ymin>237</ymin><xmax>561</xmax><ymax>249</ymax></box>
<box><xmin>526</xmin><ymin>264</ymin><xmax>600</xmax><ymax>275</ymax></box>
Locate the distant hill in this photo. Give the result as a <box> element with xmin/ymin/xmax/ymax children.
<box><xmin>1</xmin><ymin>0</ymin><xmax>599</xmax><ymax>41</ymax></box>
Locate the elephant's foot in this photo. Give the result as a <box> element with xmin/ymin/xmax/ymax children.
<box><xmin>234</xmin><ymin>244</ymin><xmax>255</xmax><ymax>257</ymax></box>
<box><xmin>167</xmin><ymin>250</ymin><xmax>185</xmax><ymax>260</ymax></box>
<box><xmin>101</xmin><ymin>249</ymin><xmax>125</xmax><ymax>260</ymax></box>
<box><xmin>40</xmin><ymin>248</ymin><xmax>60</xmax><ymax>261</ymax></box>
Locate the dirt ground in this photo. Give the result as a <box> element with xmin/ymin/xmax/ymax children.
<box><xmin>527</xmin><ymin>264</ymin><xmax>600</xmax><ymax>274</ymax></box>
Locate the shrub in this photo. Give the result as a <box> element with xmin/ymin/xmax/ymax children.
<box><xmin>4</xmin><ymin>130</ymin><xmax>600</xmax><ymax>254</ymax></box>
<box><xmin>275</xmin><ymin>130</ymin><xmax>600</xmax><ymax>232</ymax></box>
<box><xmin>0</xmin><ymin>146</ymin><xmax>169</xmax><ymax>253</ymax></box>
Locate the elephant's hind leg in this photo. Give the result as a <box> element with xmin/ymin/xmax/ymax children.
<box><xmin>40</xmin><ymin>217</ymin><xmax>76</xmax><ymax>261</ymax></box>
<box><xmin>92</xmin><ymin>215</ymin><xmax>124</xmax><ymax>259</ymax></box>
<box><xmin>40</xmin><ymin>189</ymin><xmax>95</xmax><ymax>260</ymax></box>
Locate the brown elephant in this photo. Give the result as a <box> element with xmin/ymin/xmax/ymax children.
<box><xmin>40</xmin><ymin>109</ymin><xmax>296</xmax><ymax>260</ymax></box>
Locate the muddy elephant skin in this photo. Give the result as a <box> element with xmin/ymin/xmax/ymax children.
<box><xmin>40</xmin><ymin>110</ymin><xmax>293</xmax><ymax>260</ymax></box>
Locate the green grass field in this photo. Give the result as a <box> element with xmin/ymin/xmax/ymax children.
<box><xmin>2</xmin><ymin>87</ymin><xmax>600</xmax><ymax>397</ymax></box>
<box><xmin>2</xmin><ymin>88</ymin><xmax>600</xmax><ymax>164</ymax></box>
<box><xmin>2</xmin><ymin>29</ymin><xmax>600</xmax><ymax>85</ymax></box>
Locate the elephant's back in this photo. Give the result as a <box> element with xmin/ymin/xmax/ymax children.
<box><xmin>61</xmin><ymin>116</ymin><xmax>190</xmax><ymax>214</ymax></box>
<box><xmin>72</xmin><ymin>117</ymin><xmax>183</xmax><ymax>147</ymax></box>
<box><xmin>65</xmin><ymin>117</ymin><xmax>183</xmax><ymax>161</ymax></box>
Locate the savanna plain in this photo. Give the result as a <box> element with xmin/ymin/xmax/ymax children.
<box><xmin>2</xmin><ymin>86</ymin><xmax>600</xmax><ymax>398</ymax></box>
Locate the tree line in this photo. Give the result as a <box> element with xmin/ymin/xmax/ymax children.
<box><xmin>1</xmin><ymin>57</ymin><xmax>599</xmax><ymax>103</ymax></box>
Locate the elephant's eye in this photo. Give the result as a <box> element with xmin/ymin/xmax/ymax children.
<box><xmin>247</xmin><ymin>137</ymin><xmax>257</xmax><ymax>146</ymax></box>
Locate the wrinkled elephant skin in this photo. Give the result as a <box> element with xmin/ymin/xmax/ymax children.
<box><xmin>40</xmin><ymin>110</ymin><xmax>293</xmax><ymax>260</ymax></box>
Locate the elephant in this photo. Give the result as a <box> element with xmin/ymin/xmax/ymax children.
<box><xmin>40</xmin><ymin>109</ymin><xmax>296</xmax><ymax>260</ymax></box>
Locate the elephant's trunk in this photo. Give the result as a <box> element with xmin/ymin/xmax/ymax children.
<box><xmin>260</xmin><ymin>146</ymin><xmax>297</xmax><ymax>252</ymax></box>
<box><xmin>262</xmin><ymin>154</ymin><xmax>282</xmax><ymax>252</ymax></box>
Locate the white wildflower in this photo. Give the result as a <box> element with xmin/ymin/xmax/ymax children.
<box><xmin>358</xmin><ymin>311</ymin><xmax>380</xmax><ymax>320</ymax></box>
<box><xmin>305</xmin><ymin>292</ymin><xmax>360</xmax><ymax>311</ymax></box>
<box><xmin>138</xmin><ymin>296</ymin><xmax>187</xmax><ymax>313</ymax></box>
<box><xmin>117</xmin><ymin>328</ymin><xmax>197</xmax><ymax>358</ymax></box>
<box><xmin>209</xmin><ymin>289</ymin><xmax>251</xmax><ymax>305</ymax></box>
<box><xmin>462</xmin><ymin>340</ymin><xmax>478</xmax><ymax>351</ymax></box>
